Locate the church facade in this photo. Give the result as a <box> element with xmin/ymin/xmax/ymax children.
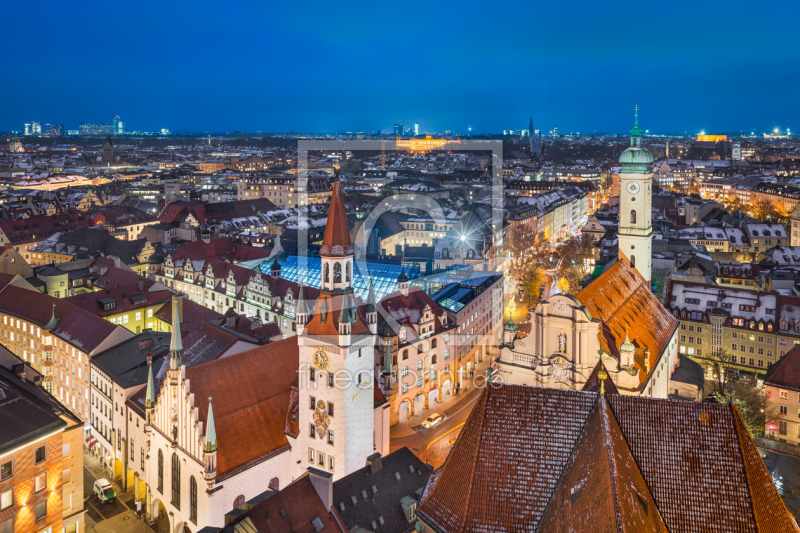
<box><xmin>497</xmin><ymin>111</ymin><xmax>679</xmax><ymax>398</ymax></box>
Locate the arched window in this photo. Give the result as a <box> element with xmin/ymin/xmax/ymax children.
<box><xmin>333</xmin><ymin>262</ymin><xmax>342</xmax><ymax>283</ymax></box>
<box><xmin>171</xmin><ymin>453</ymin><xmax>181</xmax><ymax>509</ymax></box>
<box><xmin>630</xmin><ymin>210</ymin><xmax>637</xmax><ymax>224</ymax></box>
<box><xmin>431</xmin><ymin>338</ymin><xmax>437</xmax><ymax>349</ymax></box>
<box><xmin>190</xmin><ymin>476</ymin><xmax>197</xmax><ymax>524</ymax></box>
<box><xmin>269</xmin><ymin>477</ymin><xmax>280</xmax><ymax>491</ymax></box>
<box><xmin>234</xmin><ymin>495</ymin><xmax>246</xmax><ymax>510</ymax></box>
<box><xmin>158</xmin><ymin>450</ymin><xmax>163</xmax><ymax>493</ymax></box>
<box><xmin>431</xmin><ymin>354</ymin><xmax>437</xmax><ymax>365</ymax></box>
<box><xmin>324</xmin><ymin>263</ymin><xmax>329</xmax><ymax>283</ymax></box>
<box><xmin>346</xmin><ymin>262</ymin><xmax>351</xmax><ymax>283</ymax></box>
<box><xmin>631</xmin><ymin>255</ymin><xmax>636</xmax><ymax>268</ymax></box>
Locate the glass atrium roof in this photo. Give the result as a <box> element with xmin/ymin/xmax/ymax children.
<box><xmin>239</xmin><ymin>254</ymin><xmax>420</xmax><ymax>302</ymax></box>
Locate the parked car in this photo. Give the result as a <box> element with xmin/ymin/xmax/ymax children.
<box><xmin>422</xmin><ymin>413</ymin><xmax>443</xmax><ymax>429</ymax></box>
<box><xmin>93</xmin><ymin>479</ymin><xmax>116</xmax><ymax>504</ymax></box>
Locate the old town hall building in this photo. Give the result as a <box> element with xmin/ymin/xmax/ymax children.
<box><xmin>124</xmin><ymin>177</ymin><xmax>389</xmax><ymax>532</ymax></box>
<box><xmin>497</xmin><ymin>111</ymin><xmax>679</xmax><ymax>397</ymax></box>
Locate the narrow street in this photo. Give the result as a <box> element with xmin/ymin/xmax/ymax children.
<box><xmin>390</xmin><ymin>386</ymin><xmax>484</xmax><ymax>469</ymax></box>
<box><xmin>83</xmin><ymin>449</ymin><xmax>153</xmax><ymax>533</ymax></box>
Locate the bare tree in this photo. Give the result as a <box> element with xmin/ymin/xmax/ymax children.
<box><xmin>706</xmin><ymin>348</ymin><xmax>741</xmax><ymax>397</ymax></box>
<box><xmin>507</xmin><ymin>223</ymin><xmax>547</xmax><ymax>308</ymax></box>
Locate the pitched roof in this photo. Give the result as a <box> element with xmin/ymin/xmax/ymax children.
<box><xmin>333</xmin><ymin>447</ymin><xmax>430</xmax><ymax>533</ymax></box>
<box><xmin>320</xmin><ymin>180</ymin><xmax>354</xmax><ymax>257</ymax></box>
<box><xmin>582</xmin><ymin>359</ymin><xmax>620</xmax><ymax>395</ymax></box>
<box><xmin>416</xmin><ymin>384</ymin><xmax>799</xmax><ymax>533</ymax></box>
<box><xmin>537</xmin><ymin>398</ymin><xmax>668</xmax><ymax>533</ymax></box>
<box><xmin>186</xmin><ymin>337</ymin><xmax>299</xmax><ymax>479</ymax></box>
<box><xmin>228</xmin><ymin>475</ymin><xmax>347</xmax><ymax>533</ymax></box>
<box><xmin>305</xmin><ymin>292</ymin><xmax>371</xmax><ymax>339</ymax></box>
<box><xmin>576</xmin><ymin>258</ymin><xmax>678</xmax><ymax>385</ymax></box>
<box><xmin>0</xmin><ymin>284</ymin><xmax>128</xmax><ymax>353</ymax></box>
<box><xmin>765</xmin><ymin>345</ymin><xmax>800</xmax><ymax>392</ymax></box>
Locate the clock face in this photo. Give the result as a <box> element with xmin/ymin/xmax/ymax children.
<box><xmin>314</xmin><ymin>346</ymin><xmax>329</xmax><ymax>370</ymax></box>
<box><xmin>626</xmin><ymin>181</ymin><xmax>641</xmax><ymax>195</ymax></box>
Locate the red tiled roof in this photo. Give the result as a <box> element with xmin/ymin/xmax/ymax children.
<box><xmin>417</xmin><ymin>384</ymin><xmax>799</xmax><ymax>533</ymax></box>
<box><xmin>229</xmin><ymin>475</ymin><xmax>346</xmax><ymax>533</ymax></box>
<box><xmin>0</xmin><ymin>284</ymin><xmax>128</xmax><ymax>353</ymax></box>
<box><xmin>417</xmin><ymin>386</ymin><xmax>596</xmax><ymax>532</ymax></box>
<box><xmin>153</xmin><ymin>298</ymin><xmax>223</xmax><ymax>333</ymax></box>
<box><xmin>320</xmin><ymin>180</ymin><xmax>353</xmax><ymax>257</ymax></box>
<box><xmin>0</xmin><ymin>213</ymin><xmax>90</xmax><ymax>245</ymax></box>
<box><xmin>169</xmin><ymin>237</ymin><xmax>271</xmax><ymax>265</ymax></box>
<box><xmin>576</xmin><ymin>258</ymin><xmax>678</xmax><ymax>385</ymax></box>
<box><xmin>537</xmin><ymin>398</ymin><xmax>668</xmax><ymax>532</ymax></box>
<box><xmin>65</xmin><ymin>279</ymin><xmax>172</xmax><ymax>318</ymax></box>
<box><xmin>159</xmin><ymin>199</ymin><xmax>277</xmax><ymax>225</ymax></box>
<box><xmin>305</xmin><ymin>292</ymin><xmax>371</xmax><ymax>338</ymax></box>
<box><xmin>765</xmin><ymin>346</ymin><xmax>800</xmax><ymax>392</ymax></box>
<box><xmin>188</xmin><ymin>337</ymin><xmax>299</xmax><ymax>480</ymax></box>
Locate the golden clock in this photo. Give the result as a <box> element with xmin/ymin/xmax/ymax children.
<box><xmin>314</xmin><ymin>346</ymin><xmax>329</xmax><ymax>370</ymax></box>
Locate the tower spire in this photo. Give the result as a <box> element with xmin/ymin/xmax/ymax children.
<box><xmin>169</xmin><ymin>298</ymin><xmax>183</xmax><ymax>370</ymax></box>
<box><xmin>204</xmin><ymin>397</ymin><xmax>217</xmax><ymax>453</ymax></box>
<box><xmin>145</xmin><ymin>352</ymin><xmax>156</xmax><ymax>409</ymax></box>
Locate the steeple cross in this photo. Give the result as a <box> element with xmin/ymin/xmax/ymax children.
<box><xmin>634</xmin><ymin>105</ymin><xmax>639</xmax><ymax>115</ymax></box>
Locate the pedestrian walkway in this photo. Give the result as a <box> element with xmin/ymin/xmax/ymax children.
<box><xmin>390</xmin><ymin>358</ymin><xmax>494</xmax><ymax>440</ymax></box>
<box><xmin>755</xmin><ymin>436</ymin><xmax>800</xmax><ymax>458</ymax></box>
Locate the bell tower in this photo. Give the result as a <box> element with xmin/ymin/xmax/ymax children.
<box><xmin>295</xmin><ymin>174</ymin><xmax>375</xmax><ymax>480</ymax></box>
<box><xmin>617</xmin><ymin>106</ymin><xmax>654</xmax><ymax>285</ymax></box>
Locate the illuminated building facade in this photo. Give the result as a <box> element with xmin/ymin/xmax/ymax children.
<box><xmin>0</xmin><ymin>366</ymin><xmax>85</xmax><ymax>533</ymax></box>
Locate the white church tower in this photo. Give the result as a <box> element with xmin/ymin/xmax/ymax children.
<box><xmin>617</xmin><ymin>106</ymin><xmax>654</xmax><ymax>285</ymax></box>
<box><xmin>295</xmin><ymin>174</ymin><xmax>376</xmax><ymax>480</ymax></box>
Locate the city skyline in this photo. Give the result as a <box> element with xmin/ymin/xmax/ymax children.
<box><xmin>2</xmin><ymin>0</ymin><xmax>798</xmax><ymax>135</ymax></box>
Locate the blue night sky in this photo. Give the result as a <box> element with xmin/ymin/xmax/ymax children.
<box><xmin>3</xmin><ymin>0</ymin><xmax>798</xmax><ymax>135</ymax></box>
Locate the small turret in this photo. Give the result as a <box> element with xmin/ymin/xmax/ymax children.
<box><xmin>503</xmin><ymin>316</ymin><xmax>518</xmax><ymax>345</ymax></box>
<box><xmin>203</xmin><ymin>397</ymin><xmax>218</xmax><ymax>489</ymax></box>
<box><xmin>397</xmin><ymin>266</ymin><xmax>409</xmax><ymax>297</ymax></box>
<box><xmin>366</xmin><ymin>282</ymin><xmax>377</xmax><ymax>334</ymax></box>
<box><xmin>382</xmin><ymin>340</ymin><xmax>393</xmax><ymax>397</ymax></box>
<box><xmin>169</xmin><ymin>298</ymin><xmax>182</xmax><ymax>370</ymax></box>
<box><xmin>296</xmin><ymin>280</ymin><xmax>309</xmax><ymax>335</ymax></box>
<box><xmin>619</xmin><ymin>331</ymin><xmax>635</xmax><ymax>368</ymax></box>
<box><xmin>145</xmin><ymin>350</ymin><xmax>156</xmax><ymax>410</ymax></box>
<box><xmin>269</xmin><ymin>257</ymin><xmax>281</xmax><ymax>278</ymax></box>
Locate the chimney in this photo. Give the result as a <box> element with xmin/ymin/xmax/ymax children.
<box><xmin>33</xmin><ymin>375</ymin><xmax>42</xmax><ymax>387</ymax></box>
<box><xmin>138</xmin><ymin>278</ymin><xmax>144</xmax><ymax>292</ymax></box>
<box><xmin>307</xmin><ymin>468</ymin><xmax>333</xmax><ymax>511</ymax></box>
<box><xmin>146</xmin><ymin>349</ymin><xmax>153</xmax><ymax>366</ymax></box>
<box><xmin>366</xmin><ymin>452</ymin><xmax>382</xmax><ymax>474</ymax></box>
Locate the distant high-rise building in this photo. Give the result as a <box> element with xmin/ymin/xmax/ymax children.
<box><xmin>414</xmin><ymin>123</ymin><xmax>419</xmax><ymax>135</ymax></box>
<box><xmin>24</xmin><ymin>122</ymin><xmax>41</xmax><ymax>136</ymax></box>
<box><xmin>45</xmin><ymin>124</ymin><xmax>64</xmax><ymax>137</ymax></box>
<box><xmin>393</xmin><ymin>124</ymin><xmax>403</xmax><ymax>136</ymax></box>
<box><xmin>79</xmin><ymin>122</ymin><xmax>113</xmax><ymax>136</ymax></box>
<box><xmin>528</xmin><ymin>116</ymin><xmax>533</xmax><ymax>136</ymax></box>
<box><xmin>732</xmin><ymin>139</ymin><xmax>742</xmax><ymax>160</ymax></box>
<box><xmin>112</xmin><ymin>115</ymin><xmax>124</xmax><ymax>135</ymax></box>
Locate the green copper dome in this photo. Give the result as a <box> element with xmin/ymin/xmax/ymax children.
<box><xmin>504</xmin><ymin>316</ymin><xmax>518</xmax><ymax>332</ymax></box>
<box><xmin>619</xmin><ymin>107</ymin><xmax>653</xmax><ymax>174</ymax></box>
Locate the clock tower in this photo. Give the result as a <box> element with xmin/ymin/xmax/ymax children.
<box><xmin>617</xmin><ymin>107</ymin><xmax>654</xmax><ymax>285</ymax></box>
<box><xmin>295</xmin><ymin>174</ymin><xmax>376</xmax><ymax>480</ymax></box>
